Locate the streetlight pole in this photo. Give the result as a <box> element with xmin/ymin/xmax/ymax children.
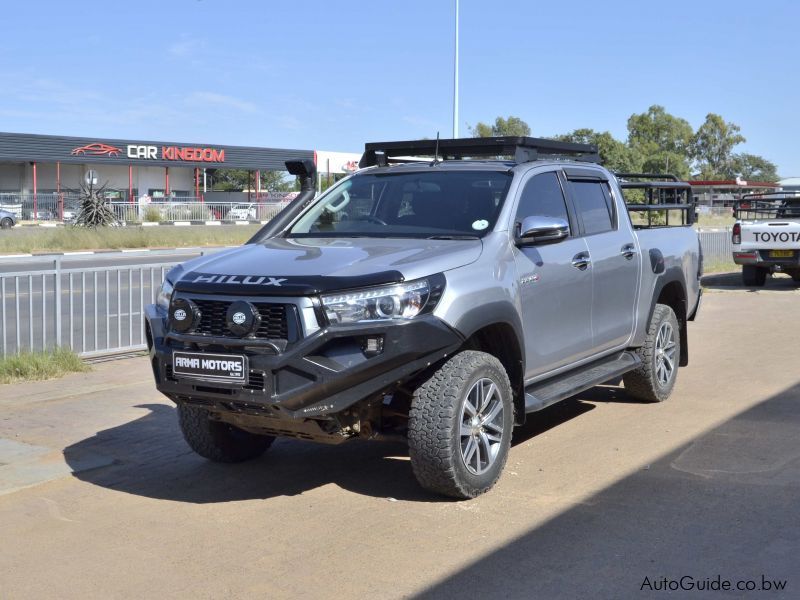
<box><xmin>453</xmin><ymin>0</ymin><xmax>459</xmax><ymax>138</ymax></box>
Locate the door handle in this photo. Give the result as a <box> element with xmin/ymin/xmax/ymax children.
<box><xmin>571</xmin><ymin>252</ymin><xmax>591</xmax><ymax>270</ymax></box>
<box><xmin>620</xmin><ymin>243</ymin><xmax>636</xmax><ymax>260</ymax></box>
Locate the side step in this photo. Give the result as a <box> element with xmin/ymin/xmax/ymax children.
<box><xmin>524</xmin><ymin>351</ymin><xmax>641</xmax><ymax>413</ymax></box>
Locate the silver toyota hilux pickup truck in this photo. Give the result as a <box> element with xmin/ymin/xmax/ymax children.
<box><xmin>145</xmin><ymin>137</ymin><xmax>701</xmax><ymax>498</ymax></box>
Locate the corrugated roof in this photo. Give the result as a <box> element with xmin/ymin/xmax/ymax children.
<box><xmin>0</xmin><ymin>131</ymin><xmax>313</xmax><ymax>171</ymax></box>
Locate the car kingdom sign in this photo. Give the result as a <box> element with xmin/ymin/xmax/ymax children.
<box><xmin>71</xmin><ymin>143</ymin><xmax>225</xmax><ymax>163</ymax></box>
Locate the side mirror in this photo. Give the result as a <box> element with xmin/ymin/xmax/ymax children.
<box><xmin>517</xmin><ymin>216</ymin><xmax>570</xmax><ymax>246</ymax></box>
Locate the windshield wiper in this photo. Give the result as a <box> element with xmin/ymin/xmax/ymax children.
<box><xmin>426</xmin><ymin>234</ymin><xmax>480</xmax><ymax>240</ymax></box>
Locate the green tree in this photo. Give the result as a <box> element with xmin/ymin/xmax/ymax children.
<box><xmin>554</xmin><ymin>128</ymin><xmax>643</xmax><ymax>173</ymax></box>
<box><xmin>211</xmin><ymin>169</ymin><xmax>293</xmax><ymax>192</ymax></box>
<box><xmin>731</xmin><ymin>153</ymin><xmax>779</xmax><ymax>182</ymax></box>
<box><xmin>261</xmin><ymin>171</ymin><xmax>293</xmax><ymax>192</ymax></box>
<box><xmin>470</xmin><ymin>115</ymin><xmax>531</xmax><ymax>137</ymax></box>
<box><xmin>691</xmin><ymin>113</ymin><xmax>746</xmax><ymax>179</ymax></box>
<box><xmin>627</xmin><ymin>105</ymin><xmax>693</xmax><ymax>178</ymax></box>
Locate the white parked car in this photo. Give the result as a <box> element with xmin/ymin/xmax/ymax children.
<box><xmin>227</xmin><ymin>203</ymin><xmax>256</xmax><ymax>220</ymax></box>
<box><xmin>732</xmin><ymin>192</ymin><xmax>800</xmax><ymax>286</ymax></box>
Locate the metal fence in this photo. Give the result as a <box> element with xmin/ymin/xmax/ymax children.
<box><xmin>0</xmin><ymin>193</ymin><xmax>295</xmax><ymax>223</ymax></box>
<box><xmin>0</xmin><ymin>259</ymin><xmax>177</xmax><ymax>358</ymax></box>
<box><xmin>698</xmin><ymin>228</ymin><xmax>733</xmax><ymax>263</ymax></box>
<box><xmin>114</xmin><ymin>200</ymin><xmax>289</xmax><ymax>223</ymax></box>
<box><xmin>0</xmin><ymin>193</ymin><xmax>79</xmax><ymax>221</ymax></box>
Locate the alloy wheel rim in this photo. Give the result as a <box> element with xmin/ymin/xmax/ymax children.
<box><xmin>655</xmin><ymin>321</ymin><xmax>677</xmax><ymax>387</ymax></box>
<box><xmin>459</xmin><ymin>377</ymin><xmax>504</xmax><ymax>475</ymax></box>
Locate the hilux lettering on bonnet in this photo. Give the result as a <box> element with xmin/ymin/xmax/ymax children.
<box><xmin>191</xmin><ymin>274</ymin><xmax>288</xmax><ymax>287</ymax></box>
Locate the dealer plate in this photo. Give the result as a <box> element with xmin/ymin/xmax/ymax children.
<box><xmin>172</xmin><ymin>351</ymin><xmax>247</xmax><ymax>383</ymax></box>
<box><xmin>769</xmin><ymin>250</ymin><xmax>794</xmax><ymax>258</ymax></box>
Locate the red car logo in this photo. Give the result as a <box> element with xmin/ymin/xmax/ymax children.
<box><xmin>71</xmin><ymin>143</ymin><xmax>122</xmax><ymax>157</ymax></box>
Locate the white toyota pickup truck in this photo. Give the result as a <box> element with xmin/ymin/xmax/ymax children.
<box><xmin>732</xmin><ymin>192</ymin><xmax>800</xmax><ymax>286</ymax></box>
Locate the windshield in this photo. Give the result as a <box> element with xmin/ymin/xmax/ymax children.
<box><xmin>287</xmin><ymin>170</ymin><xmax>512</xmax><ymax>238</ymax></box>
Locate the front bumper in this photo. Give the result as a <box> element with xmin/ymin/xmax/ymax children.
<box><xmin>145</xmin><ymin>305</ymin><xmax>463</xmax><ymax>419</ymax></box>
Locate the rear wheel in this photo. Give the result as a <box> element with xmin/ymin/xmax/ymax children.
<box><xmin>789</xmin><ymin>270</ymin><xmax>800</xmax><ymax>283</ymax></box>
<box><xmin>624</xmin><ymin>304</ymin><xmax>680</xmax><ymax>403</ymax></box>
<box><xmin>178</xmin><ymin>403</ymin><xmax>274</xmax><ymax>462</ymax></box>
<box><xmin>0</xmin><ymin>218</ymin><xmax>12</xmax><ymax>230</ymax></box>
<box><xmin>408</xmin><ymin>351</ymin><xmax>513</xmax><ymax>499</ymax></box>
<box><xmin>742</xmin><ymin>265</ymin><xmax>767</xmax><ymax>287</ymax></box>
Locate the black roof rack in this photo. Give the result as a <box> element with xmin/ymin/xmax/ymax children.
<box><xmin>359</xmin><ymin>136</ymin><xmax>600</xmax><ymax>168</ymax></box>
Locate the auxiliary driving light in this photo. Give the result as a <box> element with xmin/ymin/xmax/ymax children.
<box><xmin>363</xmin><ymin>336</ymin><xmax>384</xmax><ymax>357</ymax></box>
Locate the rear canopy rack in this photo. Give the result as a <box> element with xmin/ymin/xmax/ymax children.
<box><xmin>615</xmin><ymin>173</ymin><xmax>696</xmax><ymax>227</ymax></box>
<box><xmin>733</xmin><ymin>191</ymin><xmax>800</xmax><ymax>220</ymax></box>
<box><xmin>359</xmin><ymin>136</ymin><xmax>600</xmax><ymax>168</ymax></box>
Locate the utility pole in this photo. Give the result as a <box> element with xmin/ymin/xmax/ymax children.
<box><xmin>453</xmin><ymin>0</ymin><xmax>459</xmax><ymax>138</ymax></box>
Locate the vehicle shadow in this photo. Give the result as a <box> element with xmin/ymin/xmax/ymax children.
<box><xmin>63</xmin><ymin>395</ymin><xmax>603</xmax><ymax>504</ymax></box>
<box><xmin>414</xmin><ymin>381</ymin><xmax>800</xmax><ymax>598</ymax></box>
<box><xmin>702</xmin><ymin>271</ymin><xmax>800</xmax><ymax>292</ymax></box>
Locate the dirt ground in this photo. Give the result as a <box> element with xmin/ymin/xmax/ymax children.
<box><xmin>1</xmin><ymin>283</ymin><xmax>798</xmax><ymax>599</ymax></box>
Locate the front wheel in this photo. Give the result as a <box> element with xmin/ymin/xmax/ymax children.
<box><xmin>408</xmin><ymin>351</ymin><xmax>514</xmax><ymax>499</ymax></box>
<box><xmin>0</xmin><ymin>218</ymin><xmax>12</xmax><ymax>230</ymax></box>
<box><xmin>178</xmin><ymin>403</ymin><xmax>274</xmax><ymax>462</ymax></box>
<box><xmin>624</xmin><ymin>304</ymin><xmax>680</xmax><ymax>403</ymax></box>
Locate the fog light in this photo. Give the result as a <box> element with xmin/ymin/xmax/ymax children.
<box><xmin>363</xmin><ymin>336</ymin><xmax>384</xmax><ymax>357</ymax></box>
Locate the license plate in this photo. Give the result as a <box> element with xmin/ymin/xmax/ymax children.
<box><xmin>172</xmin><ymin>351</ymin><xmax>247</xmax><ymax>383</ymax></box>
<box><xmin>769</xmin><ymin>250</ymin><xmax>794</xmax><ymax>258</ymax></box>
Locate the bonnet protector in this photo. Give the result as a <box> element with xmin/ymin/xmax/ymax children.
<box><xmin>173</xmin><ymin>270</ymin><xmax>405</xmax><ymax>296</ymax></box>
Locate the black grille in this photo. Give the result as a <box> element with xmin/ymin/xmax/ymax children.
<box><xmin>244</xmin><ymin>371</ymin><xmax>266</xmax><ymax>391</ymax></box>
<box><xmin>190</xmin><ymin>299</ymin><xmax>290</xmax><ymax>340</ymax></box>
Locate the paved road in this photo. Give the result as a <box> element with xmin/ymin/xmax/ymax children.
<box><xmin>0</xmin><ymin>290</ymin><xmax>799</xmax><ymax>598</ymax></box>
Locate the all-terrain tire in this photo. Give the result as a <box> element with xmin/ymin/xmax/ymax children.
<box><xmin>178</xmin><ymin>403</ymin><xmax>274</xmax><ymax>462</ymax></box>
<box><xmin>408</xmin><ymin>350</ymin><xmax>514</xmax><ymax>499</ymax></box>
<box><xmin>623</xmin><ymin>304</ymin><xmax>680</xmax><ymax>403</ymax></box>
<box><xmin>742</xmin><ymin>265</ymin><xmax>767</xmax><ymax>287</ymax></box>
<box><xmin>0</xmin><ymin>218</ymin><xmax>12</xmax><ymax>230</ymax></box>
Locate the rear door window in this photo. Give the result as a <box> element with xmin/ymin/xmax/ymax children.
<box><xmin>569</xmin><ymin>180</ymin><xmax>615</xmax><ymax>235</ymax></box>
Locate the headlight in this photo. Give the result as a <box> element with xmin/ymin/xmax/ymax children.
<box><xmin>321</xmin><ymin>278</ymin><xmax>437</xmax><ymax>325</ymax></box>
<box><xmin>156</xmin><ymin>279</ymin><xmax>174</xmax><ymax>312</ymax></box>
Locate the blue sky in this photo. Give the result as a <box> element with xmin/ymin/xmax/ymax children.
<box><xmin>2</xmin><ymin>0</ymin><xmax>798</xmax><ymax>176</ymax></box>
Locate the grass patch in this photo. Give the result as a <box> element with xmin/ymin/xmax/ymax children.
<box><xmin>704</xmin><ymin>260</ymin><xmax>737</xmax><ymax>274</ymax></box>
<box><xmin>696</xmin><ymin>214</ymin><xmax>734</xmax><ymax>229</ymax></box>
<box><xmin>0</xmin><ymin>347</ymin><xmax>90</xmax><ymax>384</ymax></box>
<box><xmin>0</xmin><ymin>225</ymin><xmax>261</xmax><ymax>254</ymax></box>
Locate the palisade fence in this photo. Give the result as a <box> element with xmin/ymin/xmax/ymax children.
<box><xmin>0</xmin><ymin>194</ymin><xmax>294</xmax><ymax>223</ymax></box>
<box><xmin>0</xmin><ymin>260</ymin><xmax>178</xmax><ymax>358</ymax></box>
<box><xmin>698</xmin><ymin>229</ymin><xmax>733</xmax><ymax>264</ymax></box>
<box><xmin>0</xmin><ymin>231</ymin><xmax>733</xmax><ymax>359</ymax></box>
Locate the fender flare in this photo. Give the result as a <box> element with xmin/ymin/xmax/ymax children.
<box><xmin>645</xmin><ymin>267</ymin><xmax>689</xmax><ymax>367</ymax></box>
<box><xmin>450</xmin><ymin>300</ymin><xmax>527</xmax><ymax>422</ymax></box>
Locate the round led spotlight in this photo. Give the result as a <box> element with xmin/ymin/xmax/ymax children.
<box><xmin>226</xmin><ymin>301</ymin><xmax>260</xmax><ymax>337</ymax></box>
<box><xmin>170</xmin><ymin>298</ymin><xmax>200</xmax><ymax>333</ymax></box>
